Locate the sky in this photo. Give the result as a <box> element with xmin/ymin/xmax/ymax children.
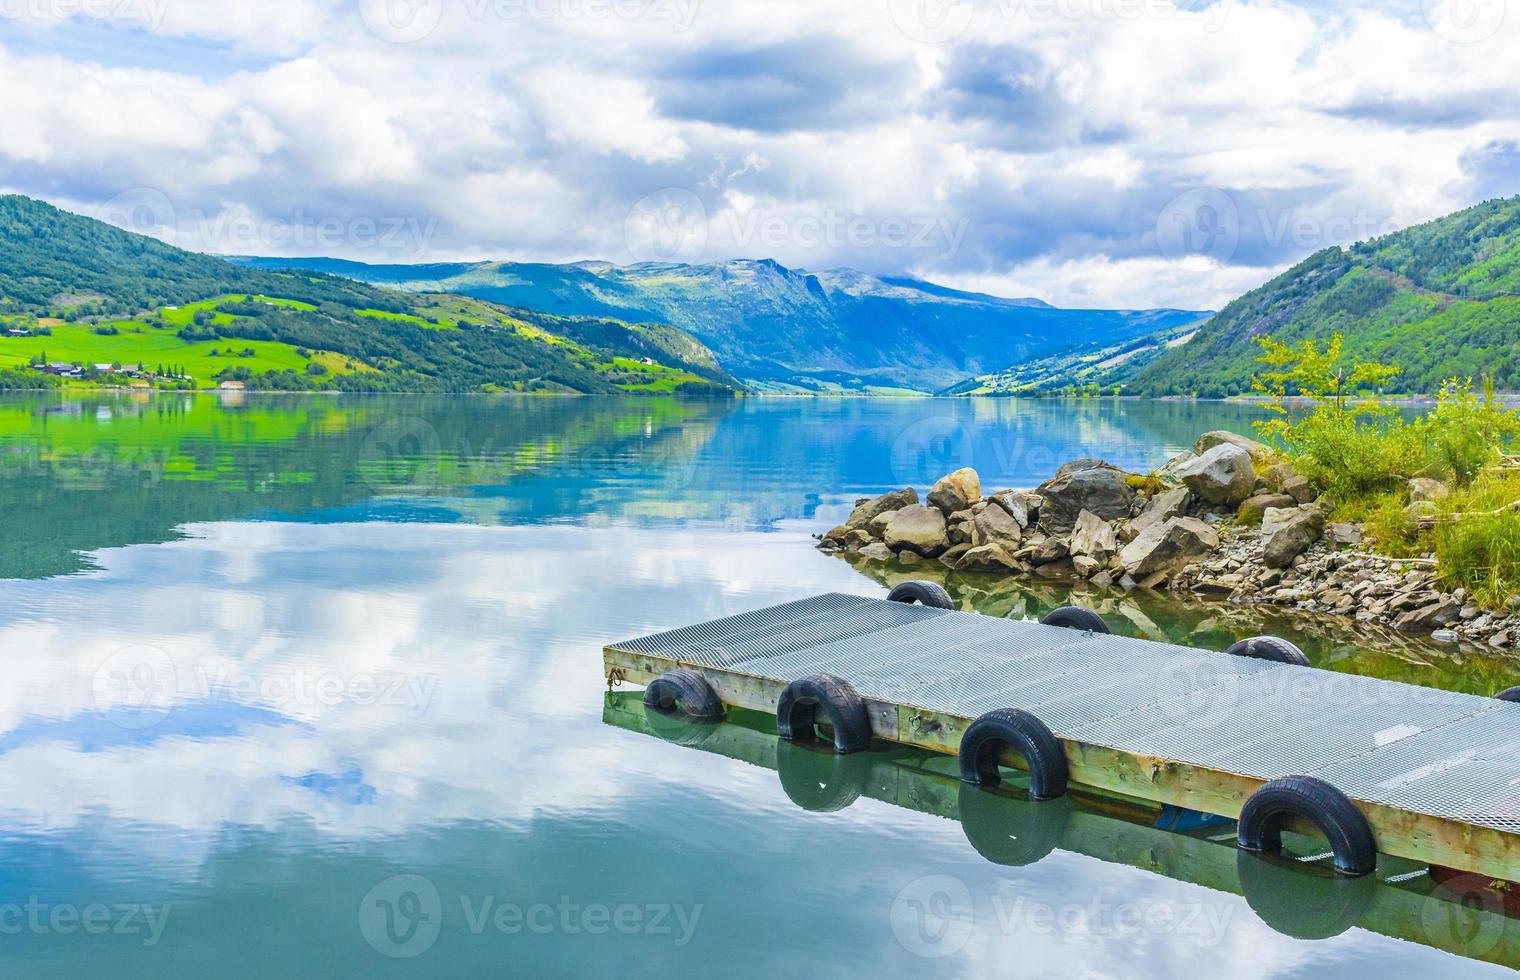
<box><xmin>0</xmin><ymin>0</ymin><xmax>1517</xmax><ymax>310</ymax></box>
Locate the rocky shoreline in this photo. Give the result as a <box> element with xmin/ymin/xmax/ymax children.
<box><xmin>819</xmin><ymin>431</ymin><xmax>1520</xmax><ymax>651</ymax></box>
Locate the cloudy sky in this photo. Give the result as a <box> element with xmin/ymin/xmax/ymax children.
<box><xmin>1</xmin><ymin>0</ymin><xmax>1517</xmax><ymax>309</ymax></box>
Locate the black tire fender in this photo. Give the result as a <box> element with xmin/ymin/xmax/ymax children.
<box><xmin>1039</xmin><ymin>606</ymin><xmax>1110</xmax><ymax>633</ymax></box>
<box><xmin>887</xmin><ymin>580</ymin><xmax>955</xmax><ymax>609</ymax></box>
<box><xmin>1237</xmin><ymin>775</ymin><xmax>1377</xmax><ymax>876</ymax></box>
<box><xmin>958</xmin><ymin>708</ymin><xmax>1069</xmax><ymax>800</ymax></box>
<box><xmin>1226</xmin><ymin>636</ymin><xmax>1311</xmax><ymax>667</ymax></box>
<box><xmin>958</xmin><ymin>783</ymin><xmax>1070</xmax><ymax>867</ymax></box>
<box><xmin>1236</xmin><ymin>850</ymin><xmax>1375</xmax><ymax>940</ymax></box>
<box><xmin>776</xmin><ymin>740</ymin><xmax>870</xmax><ymax>812</ymax></box>
<box><xmin>776</xmin><ymin>674</ymin><xmax>873</xmax><ymax>753</ymax></box>
<box><xmin>1495</xmin><ymin>686</ymin><xmax>1520</xmax><ymax>702</ymax></box>
<box><xmin>643</xmin><ymin>668</ymin><xmax>725</xmax><ymax>721</ymax></box>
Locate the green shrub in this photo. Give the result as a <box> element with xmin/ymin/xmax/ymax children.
<box><xmin>1415</xmin><ymin>378</ymin><xmax>1520</xmax><ymax>486</ymax></box>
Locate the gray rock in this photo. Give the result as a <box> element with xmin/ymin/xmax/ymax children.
<box><xmin>1262</xmin><ymin>508</ymin><xmax>1325</xmax><ymax>568</ymax></box>
<box><xmin>1431</xmin><ymin>629</ymin><xmax>1459</xmax><ymax>643</ymax></box>
<box><xmin>1281</xmin><ymin>473</ymin><xmax>1315</xmax><ymax>504</ymax></box>
<box><xmin>843</xmin><ymin>529</ymin><xmax>874</xmax><ymax>551</ymax></box>
<box><xmin>939</xmin><ymin>543</ymin><xmax>973</xmax><ymax>567</ymax></box>
<box><xmin>883</xmin><ymin>505</ymin><xmax>949</xmax><ymax>557</ymax></box>
<box><xmin>1395</xmin><ymin>599</ymin><xmax>1461</xmax><ymax>632</ymax></box>
<box><xmin>973</xmin><ymin>503</ymin><xmax>1023</xmax><ymax>550</ymax></box>
<box><xmin>927</xmin><ymin>468</ymin><xmax>982</xmax><ymax>515</ymax></box>
<box><xmin>1072</xmin><ymin>555</ymin><xmax>1102</xmax><ymax>578</ymax></box>
<box><xmin>987</xmin><ymin>490</ymin><xmax>1031</xmax><ymax>529</ymax></box>
<box><xmin>856</xmin><ymin>542</ymin><xmax>892</xmax><ymax>562</ymax></box>
<box><xmin>1036</xmin><ymin>460</ymin><xmax>1135</xmax><ymax>533</ymax></box>
<box><xmin>897</xmin><ymin>550</ymin><xmax>923</xmax><ymax>567</ymax></box>
<box><xmin>1173</xmin><ymin>444</ymin><xmax>1256</xmax><ymax>506</ymax></box>
<box><xmin>1238</xmin><ymin>493</ymin><xmax>1297</xmax><ymax>525</ymax></box>
<box><xmin>1069</xmin><ymin>509</ymin><xmax>1118</xmax><ymax>562</ymax></box>
<box><xmin>1409</xmin><ymin>477</ymin><xmax>1450</xmax><ymax>504</ymax></box>
<box><xmin>955</xmin><ymin>544</ymin><xmax>1020</xmax><ymax>573</ymax></box>
<box><xmin>1090</xmin><ymin>569</ymin><xmax>1115</xmax><ymax>589</ymax></box>
<box><xmin>1327</xmin><ymin>523</ymin><xmax>1363</xmax><ymax>546</ymax></box>
<box><xmin>1119</xmin><ymin>517</ymin><xmax>1219</xmax><ymax>578</ymax></box>
<box><xmin>1023</xmin><ymin>536</ymin><xmax>1070</xmax><ymax>566</ymax></box>
<box><xmin>843</xmin><ymin>487</ymin><xmax>918</xmax><ymax>531</ymax></box>
<box><xmin>1131</xmin><ymin>487</ymin><xmax>1192</xmax><ymax>538</ymax></box>
<box><xmin>1195</xmin><ymin>430</ymin><xmax>1272</xmax><ymax>462</ymax></box>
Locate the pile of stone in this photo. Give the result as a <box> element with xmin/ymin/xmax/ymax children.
<box><xmin>818</xmin><ymin>430</ymin><xmax>1520</xmax><ymax>649</ymax></box>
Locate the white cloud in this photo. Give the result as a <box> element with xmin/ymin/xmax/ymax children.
<box><xmin>1</xmin><ymin>0</ymin><xmax>1518</xmax><ymax>306</ymax></box>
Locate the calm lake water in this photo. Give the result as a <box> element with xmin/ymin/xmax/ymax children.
<box><xmin>1</xmin><ymin>392</ymin><xmax>1515</xmax><ymax>977</ymax></box>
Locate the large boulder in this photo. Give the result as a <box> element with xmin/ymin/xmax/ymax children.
<box><xmin>1036</xmin><ymin>460</ymin><xmax>1135</xmax><ymax>533</ymax></box>
<box><xmin>927</xmin><ymin>468</ymin><xmax>982</xmax><ymax>515</ymax></box>
<box><xmin>973</xmin><ymin>504</ymin><xmax>1023</xmax><ymax>549</ymax></box>
<box><xmin>845</xmin><ymin>487</ymin><xmax>918</xmax><ymax>529</ymax></box>
<box><xmin>1129</xmin><ymin>487</ymin><xmax>1192</xmax><ymax>538</ymax></box>
<box><xmin>1069</xmin><ymin>509</ymin><xmax>1118</xmax><ymax>562</ymax></box>
<box><xmin>1195</xmin><ymin>430</ymin><xmax>1273</xmax><ymax>463</ymax></box>
<box><xmin>1237</xmin><ymin>492</ymin><xmax>1297</xmax><ymax>526</ymax></box>
<box><xmin>955</xmin><ymin>544</ymin><xmax>1021</xmax><ymax>573</ymax></box>
<box><xmin>1119</xmin><ymin>517</ymin><xmax>1219</xmax><ymax>578</ymax></box>
<box><xmin>1173</xmin><ymin>444</ymin><xmax>1256</xmax><ymax>506</ymax></box>
<box><xmin>883</xmin><ymin>505</ymin><xmax>949</xmax><ymax>557</ymax></box>
<box><xmin>1261</xmin><ymin>507</ymin><xmax>1324</xmax><ymax>568</ymax></box>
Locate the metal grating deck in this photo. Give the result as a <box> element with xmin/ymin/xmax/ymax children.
<box><xmin>609</xmin><ymin>594</ymin><xmax>1520</xmax><ymax>834</ymax></box>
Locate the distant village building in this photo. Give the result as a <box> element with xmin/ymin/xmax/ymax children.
<box><xmin>219</xmin><ymin>380</ymin><xmax>246</xmax><ymax>390</ymax></box>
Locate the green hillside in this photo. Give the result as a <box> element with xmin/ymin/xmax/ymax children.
<box><xmin>0</xmin><ymin>196</ymin><xmax>737</xmax><ymax>395</ymax></box>
<box><xmin>1130</xmin><ymin>196</ymin><xmax>1520</xmax><ymax>396</ymax></box>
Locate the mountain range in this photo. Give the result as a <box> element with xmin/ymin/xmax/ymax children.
<box><xmin>231</xmin><ymin>255</ymin><xmax>1209</xmax><ymax>393</ymax></box>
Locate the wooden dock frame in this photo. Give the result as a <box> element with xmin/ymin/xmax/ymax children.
<box><xmin>604</xmin><ymin>645</ymin><xmax>1520</xmax><ymax>882</ymax></box>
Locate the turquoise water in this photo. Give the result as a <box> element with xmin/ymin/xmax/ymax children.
<box><xmin>0</xmin><ymin>393</ymin><xmax>1513</xmax><ymax>977</ymax></box>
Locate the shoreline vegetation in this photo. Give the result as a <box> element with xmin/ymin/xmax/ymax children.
<box><xmin>820</xmin><ymin>337</ymin><xmax>1520</xmax><ymax>652</ymax></box>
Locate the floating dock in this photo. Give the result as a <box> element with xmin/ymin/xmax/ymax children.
<box><xmin>603</xmin><ymin>691</ymin><xmax>1520</xmax><ymax>966</ymax></box>
<box><xmin>604</xmin><ymin>592</ymin><xmax>1520</xmax><ymax>880</ymax></box>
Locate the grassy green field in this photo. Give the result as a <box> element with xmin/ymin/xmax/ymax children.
<box><xmin>0</xmin><ymin>306</ymin><xmax>364</xmax><ymax>386</ymax></box>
